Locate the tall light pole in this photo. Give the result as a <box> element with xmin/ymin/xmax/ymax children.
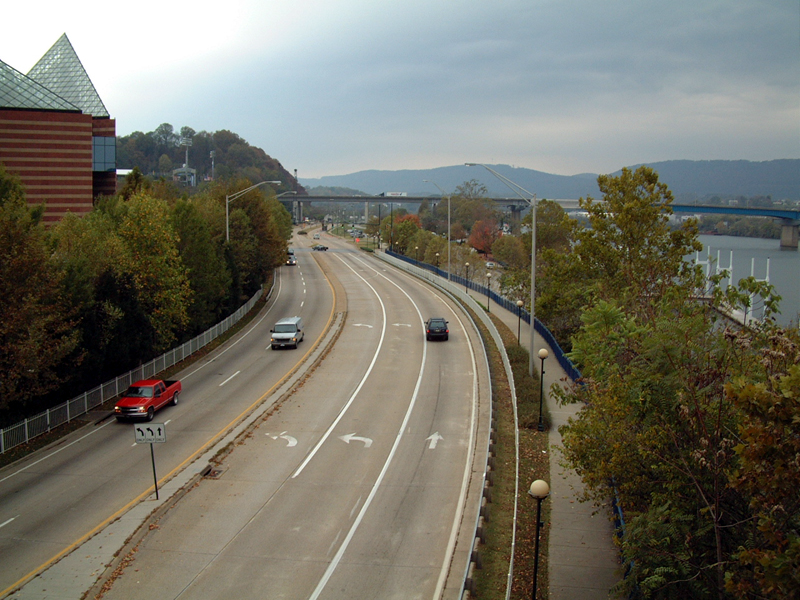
<box><xmin>465</xmin><ymin>262</ymin><xmax>470</xmax><ymax>292</ymax></box>
<box><xmin>424</xmin><ymin>180</ymin><xmax>451</xmax><ymax>281</ymax></box>
<box><xmin>467</xmin><ymin>163</ymin><xmax>537</xmax><ymax>377</ymax></box>
<box><xmin>528</xmin><ymin>479</ymin><xmax>551</xmax><ymax>600</ymax></box>
<box><xmin>226</xmin><ymin>180</ymin><xmax>280</xmax><ymax>242</ymax></box>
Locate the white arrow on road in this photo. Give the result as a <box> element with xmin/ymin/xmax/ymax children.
<box><xmin>353</xmin><ymin>323</ymin><xmax>373</xmax><ymax>328</ymax></box>
<box><xmin>267</xmin><ymin>431</ymin><xmax>298</xmax><ymax>447</ymax></box>
<box><xmin>339</xmin><ymin>433</ymin><xmax>373</xmax><ymax>448</ymax></box>
<box><xmin>393</xmin><ymin>323</ymin><xmax>412</xmax><ymax>327</ymax></box>
<box><xmin>426</xmin><ymin>432</ymin><xmax>444</xmax><ymax>449</ymax></box>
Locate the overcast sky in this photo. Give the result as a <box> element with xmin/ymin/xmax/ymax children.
<box><xmin>2</xmin><ymin>0</ymin><xmax>798</xmax><ymax>178</ymax></box>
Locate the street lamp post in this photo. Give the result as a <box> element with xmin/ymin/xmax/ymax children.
<box><xmin>435</xmin><ymin>252</ymin><xmax>439</xmax><ymax>270</ymax></box>
<box><xmin>415</xmin><ymin>246</ymin><xmax>419</xmax><ymax>263</ymax></box>
<box><xmin>528</xmin><ymin>479</ymin><xmax>551</xmax><ymax>600</ymax></box>
<box><xmin>424</xmin><ymin>180</ymin><xmax>451</xmax><ymax>281</ymax></box>
<box><xmin>465</xmin><ymin>262</ymin><xmax>470</xmax><ymax>292</ymax></box>
<box><xmin>537</xmin><ymin>348</ymin><xmax>549</xmax><ymax>432</ymax></box>
<box><xmin>466</xmin><ymin>163</ymin><xmax>537</xmax><ymax>377</ymax></box>
<box><xmin>486</xmin><ymin>271</ymin><xmax>491</xmax><ymax>312</ymax></box>
<box><xmin>517</xmin><ymin>299</ymin><xmax>524</xmax><ymax>345</ymax></box>
<box><xmin>226</xmin><ymin>180</ymin><xmax>281</xmax><ymax>242</ymax></box>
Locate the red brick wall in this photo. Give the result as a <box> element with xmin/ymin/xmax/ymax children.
<box><xmin>0</xmin><ymin>108</ymin><xmax>95</xmax><ymax>222</ymax></box>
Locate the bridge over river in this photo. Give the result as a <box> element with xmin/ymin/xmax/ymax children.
<box><xmin>284</xmin><ymin>195</ymin><xmax>799</xmax><ymax>249</ymax></box>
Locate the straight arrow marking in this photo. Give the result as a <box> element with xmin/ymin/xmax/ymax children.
<box><xmin>427</xmin><ymin>432</ymin><xmax>444</xmax><ymax>449</ymax></box>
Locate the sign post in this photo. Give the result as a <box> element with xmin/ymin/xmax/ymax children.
<box><xmin>134</xmin><ymin>423</ymin><xmax>166</xmax><ymax>500</ymax></box>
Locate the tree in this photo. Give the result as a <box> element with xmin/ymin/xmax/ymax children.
<box><xmin>555</xmin><ymin>167</ymin><xmax>798</xmax><ymax>599</ymax></box>
<box><xmin>0</xmin><ymin>165</ymin><xmax>80</xmax><ymax>416</ymax></box>
<box><xmin>469</xmin><ymin>219</ymin><xmax>500</xmax><ymax>255</ymax></box>
<box><xmin>118</xmin><ymin>193</ymin><xmax>191</xmax><ymax>351</ymax></box>
<box><xmin>170</xmin><ymin>199</ymin><xmax>232</xmax><ymax>333</ymax></box>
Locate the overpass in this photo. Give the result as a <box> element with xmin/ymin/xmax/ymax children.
<box><xmin>284</xmin><ymin>196</ymin><xmax>798</xmax><ymax>249</ymax></box>
<box><xmin>672</xmin><ymin>204</ymin><xmax>800</xmax><ymax>249</ymax></box>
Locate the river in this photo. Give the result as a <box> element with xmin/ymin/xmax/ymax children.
<box><xmin>695</xmin><ymin>235</ymin><xmax>800</xmax><ymax>328</ymax></box>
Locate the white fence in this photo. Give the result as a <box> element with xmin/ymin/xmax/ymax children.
<box><xmin>1</xmin><ymin>286</ymin><xmax>267</xmax><ymax>455</ymax></box>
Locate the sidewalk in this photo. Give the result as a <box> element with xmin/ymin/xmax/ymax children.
<box><xmin>486</xmin><ymin>299</ymin><xmax>621</xmax><ymax>599</ymax></box>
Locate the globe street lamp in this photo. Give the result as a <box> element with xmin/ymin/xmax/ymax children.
<box><xmin>517</xmin><ymin>299</ymin><xmax>524</xmax><ymax>344</ymax></box>
<box><xmin>537</xmin><ymin>348</ymin><xmax>549</xmax><ymax>432</ymax></box>
<box><xmin>486</xmin><ymin>271</ymin><xmax>492</xmax><ymax>312</ymax></box>
<box><xmin>424</xmin><ymin>179</ymin><xmax>451</xmax><ymax>281</ymax></box>
<box><xmin>226</xmin><ymin>180</ymin><xmax>281</xmax><ymax>242</ymax></box>
<box><xmin>465</xmin><ymin>262</ymin><xmax>470</xmax><ymax>292</ymax></box>
<box><xmin>415</xmin><ymin>245</ymin><xmax>419</xmax><ymax>262</ymax></box>
<box><xmin>528</xmin><ymin>479</ymin><xmax>551</xmax><ymax>600</ymax></box>
<box><xmin>466</xmin><ymin>163</ymin><xmax>537</xmax><ymax>377</ymax></box>
<box><xmin>435</xmin><ymin>252</ymin><xmax>439</xmax><ymax>270</ymax></box>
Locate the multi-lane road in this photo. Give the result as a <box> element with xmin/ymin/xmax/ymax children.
<box><xmin>0</xmin><ymin>230</ymin><xmax>491</xmax><ymax>599</ymax></box>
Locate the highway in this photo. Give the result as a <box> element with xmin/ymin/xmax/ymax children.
<box><xmin>0</xmin><ymin>230</ymin><xmax>490</xmax><ymax>599</ymax></box>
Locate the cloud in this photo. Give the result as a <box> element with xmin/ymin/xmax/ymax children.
<box><xmin>2</xmin><ymin>0</ymin><xmax>797</xmax><ymax>177</ymax></box>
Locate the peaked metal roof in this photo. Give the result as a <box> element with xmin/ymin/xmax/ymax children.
<box><xmin>0</xmin><ymin>58</ymin><xmax>80</xmax><ymax>112</ymax></box>
<box><xmin>27</xmin><ymin>34</ymin><xmax>109</xmax><ymax>118</ymax></box>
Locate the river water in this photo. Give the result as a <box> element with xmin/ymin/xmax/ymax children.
<box><xmin>695</xmin><ymin>235</ymin><xmax>800</xmax><ymax>328</ymax></box>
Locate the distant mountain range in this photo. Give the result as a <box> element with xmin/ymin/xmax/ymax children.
<box><xmin>300</xmin><ymin>160</ymin><xmax>799</xmax><ymax>201</ymax></box>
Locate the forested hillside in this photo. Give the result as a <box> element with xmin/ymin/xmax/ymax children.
<box><xmin>117</xmin><ymin>123</ymin><xmax>306</xmax><ymax>194</ymax></box>
<box><xmin>0</xmin><ymin>162</ymin><xmax>293</xmax><ymax>427</ymax></box>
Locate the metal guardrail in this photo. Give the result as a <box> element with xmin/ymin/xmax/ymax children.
<box><xmin>1</xmin><ymin>285</ymin><xmax>269</xmax><ymax>455</ymax></box>
<box><xmin>388</xmin><ymin>251</ymin><xmax>581</xmax><ymax>381</ymax></box>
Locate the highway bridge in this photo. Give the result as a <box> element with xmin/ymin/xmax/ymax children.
<box><xmin>284</xmin><ymin>196</ymin><xmax>799</xmax><ymax>249</ymax></box>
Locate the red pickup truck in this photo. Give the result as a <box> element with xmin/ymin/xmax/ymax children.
<box><xmin>114</xmin><ymin>379</ymin><xmax>182</xmax><ymax>422</ymax></box>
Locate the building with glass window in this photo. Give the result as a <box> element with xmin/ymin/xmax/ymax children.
<box><xmin>0</xmin><ymin>34</ymin><xmax>115</xmax><ymax>222</ymax></box>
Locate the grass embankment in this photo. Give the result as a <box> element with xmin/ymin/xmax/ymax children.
<box><xmin>473</xmin><ymin>311</ymin><xmax>551</xmax><ymax>600</ymax></box>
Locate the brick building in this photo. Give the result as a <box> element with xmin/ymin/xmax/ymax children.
<box><xmin>0</xmin><ymin>34</ymin><xmax>115</xmax><ymax>222</ymax></box>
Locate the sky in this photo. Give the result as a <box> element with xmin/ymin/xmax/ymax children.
<box><xmin>2</xmin><ymin>0</ymin><xmax>798</xmax><ymax>179</ymax></box>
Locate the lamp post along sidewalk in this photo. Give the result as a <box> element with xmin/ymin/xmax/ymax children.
<box><xmin>226</xmin><ymin>180</ymin><xmax>281</xmax><ymax>242</ymax></box>
<box><xmin>466</xmin><ymin>163</ymin><xmax>537</xmax><ymax>377</ymax></box>
<box><xmin>528</xmin><ymin>479</ymin><xmax>551</xmax><ymax>600</ymax></box>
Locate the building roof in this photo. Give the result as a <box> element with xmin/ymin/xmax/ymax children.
<box><xmin>0</xmin><ymin>58</ymin><xmax>80</xmax><ymax>112</ymax></box>
<box><xmin>27</xmin><ymin>34</ymin><xmax>109</xmax><ymax>118</ymax></box>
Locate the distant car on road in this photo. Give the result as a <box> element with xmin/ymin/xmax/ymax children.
<box><xmin>486</xmin><ymin>261</ymin><xmax>496</xmax><ymax>269</ymax></box>
<box><xmin>313</xmin><ymin>233</ymin><xmax>320</xmax><ymax>239</ymax></box>
<box><xmin>286</xmin><ymin>255</ymin><xmax>297</xmax><ymax>266</ymax></box>
<box><xmin>425</xmin><ymin>317</ymin><xmax>449</xmax><ymax>341</ymax></box>
<box><xmin>312</xmin><ymin>244</ymin><xmax>328</xmax><ymax>251</ymax></box>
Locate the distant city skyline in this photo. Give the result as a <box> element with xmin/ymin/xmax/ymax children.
<box><xmin>2</xmin><ymin>0</ymin><xmax>797</xmax><ymax>178</ymax></box>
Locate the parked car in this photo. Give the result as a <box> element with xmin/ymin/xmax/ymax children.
<box><xmin>312</xmin><ymin>244</ymin><xmax>328</xmax><ymax>251</ymax></box>
<box><xmin>115</xmin><ymin>379</ymin><xmax>182</xmax><ymax>421</ymax></box>
<box><xmin>425</xmin><ymin>317</ymin><xmax>449</xmax><ymax>341</ymax></box>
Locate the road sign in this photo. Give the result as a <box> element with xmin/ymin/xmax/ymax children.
<box><xmin>134</xmin><ymin>423</ymin><xmax>166</xmax><ymax>444</ymax></box>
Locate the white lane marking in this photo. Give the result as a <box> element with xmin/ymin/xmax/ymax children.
<box><xmin>309</xmin><ymin>254</ymin><xmax>428</xmax><ymax>600</ymax></box>
<box><xmin>219</xmin><ymin>371</ymin><xmax>240</xmax><ymax>387</ymax></box>
<box><xmin>352</xmin><ymin>323</ymin><xmax>373</xmax><ymax>328</ymax></box>
<box><xmin>0</xmin><ymin>420</ymin><xmax>114</xmax><ymax>483</ymax></box>
<box><xmin>0</xmin><ymin>517</ymin><xmax>18</xmax><ymax>529</ymax></box>
<box><xmin>291</xmin><ymin>262</ymin><xmax>388</xmax><ymax>479</ymax></box>
<box><xmin>350</xmin><ymin>253</ymin><xmax>481</xmax><ymax>599</ymax></box>
<box><xmin>181</xmin><ymin>268</ymin><xmax>283</xmax><ymax>381</ymax></box>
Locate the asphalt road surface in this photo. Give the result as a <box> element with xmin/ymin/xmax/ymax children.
<box><xmin>0</xmin><ymin>230</ymin><xmax>490</xmax><ymax>599</ymax></box>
